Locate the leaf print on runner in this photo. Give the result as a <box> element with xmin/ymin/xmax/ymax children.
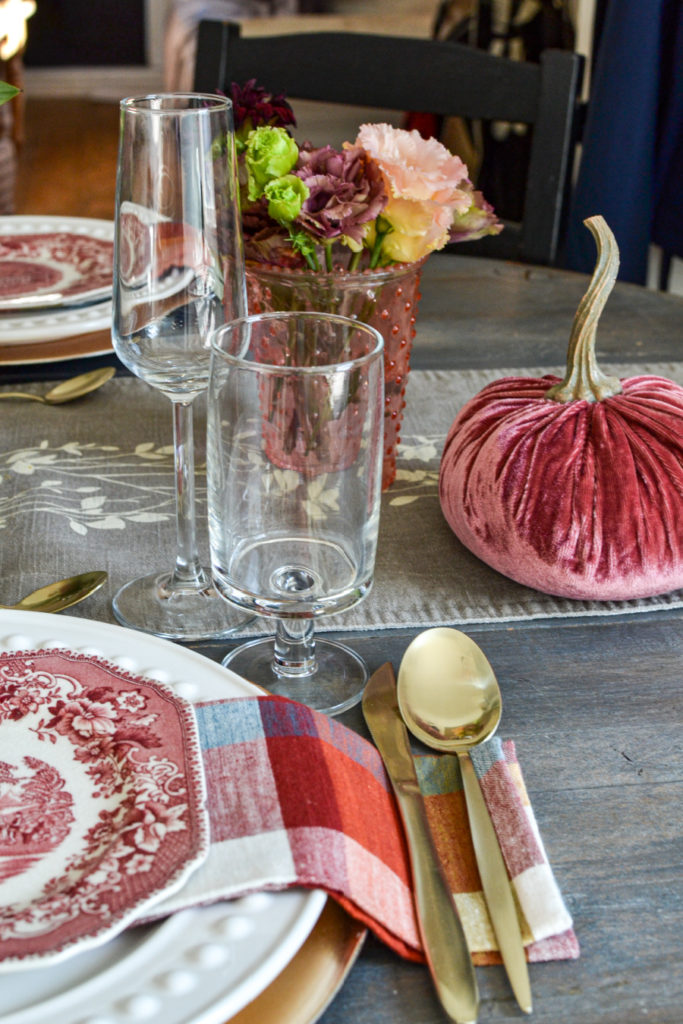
<box><xmin>80</xmin><ymin>495</ymin><xmax>106</xmax><ymax>511</ymax></box>
<box><xmin>304</xmin><ymin>475</ymin><xmax>340</xmax><ymax>520</ymax></box>
<box><xmin>398</xmin><ymin>436</ymin><xmax>439</xmax><ymax>462</ymax></box>
<box><xmin>0</xmin><ymin>440</ymin><xmax>178</xmax><ymax>535</ymax></box>
<box><xmin>385</xmin><ymin>433</ymin><xmax>442</xmax><ymax>507</ymax></box>
<box><xmin>134</xmin><ymin>442</ymin><xmax>173</xmax><ymax>460</ymax></box>
<box><xmin>6</xmin><ymin>448</ymin><xmax>60</xmax><ymax>475</ymax></box>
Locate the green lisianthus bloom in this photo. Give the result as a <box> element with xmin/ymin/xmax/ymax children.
<box><xmin>264</xmin><ymin>174</ymin><xmax>309</xmax><ymax>225</ymax></box>
<box><xmin>245</xmin><ymin>126</ymin><xmax>299</xmax><ymax>202</ymax></box>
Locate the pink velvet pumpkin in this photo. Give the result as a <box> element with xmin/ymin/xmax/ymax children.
<box><xmin>439</xmin><ymin>217</ymin><xmax>683</xmax><ymax>600</ymax></box>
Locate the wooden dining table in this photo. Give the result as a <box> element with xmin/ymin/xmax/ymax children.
<box><xmin>2</xmin><ymin>253</ymin><xmax>682</xmax><ymax>1024</ymax></box>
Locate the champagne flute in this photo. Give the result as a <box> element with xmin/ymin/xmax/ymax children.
<box><xmin>207</xmin><ymin>311</ymin><xmax>384</xmax><ymax>715</ymax></box>
<box><xmin>112</xmin><ymin>93</ymin><xmax>251</xmax><ymax>639</ymax></box>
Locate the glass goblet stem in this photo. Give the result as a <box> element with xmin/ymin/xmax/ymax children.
<box><xmin>273</xmin><ymin>619</ymin><xmax>316</xmax><ymax>678</ymax></box>
<box><xmin>170</xmin><ymin>396</ymin><xmax>206</xmax><ymax>589</ymax></box>
<box><xmin>113</xmin><ymin>388</ymin><xmax>250</xmax><ymax>640</ymax></box>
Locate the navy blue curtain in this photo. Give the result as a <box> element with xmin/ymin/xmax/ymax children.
<box><xmin>564</xmin><ymin>0</ymin><xmax>683</xmax><ymax>283</ymax></box>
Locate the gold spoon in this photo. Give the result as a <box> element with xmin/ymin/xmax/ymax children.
<box><xmin>0</xmin><ymin>571</ymin><xmax>108</xmax><ymax>614</ymax></box>
<box><xmin>0</xmin><ymin>367</ymin><xmax>115</xmax><ymax>405</ymax></box>
<box><xmin>397</xmin><ymin>627</ymin><xmax>532</xmax><ymax>1015</ymax></box>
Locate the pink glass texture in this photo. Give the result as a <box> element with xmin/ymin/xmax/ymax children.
<box><xmin>246</xmin><ymin>258</ymin><xmax>424</xmax><ymax>490</ymax></box>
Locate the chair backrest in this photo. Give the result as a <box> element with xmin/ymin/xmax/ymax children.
<box><xmin>193</xmin><ymin>21</ymin><xmax>583</xmax><ymax>266</ymax></box>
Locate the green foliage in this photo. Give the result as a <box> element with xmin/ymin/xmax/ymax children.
<box><xmin>0</xmin><ymin>82</ymin><xmax>20</xmax><ymax>105</ymax></box>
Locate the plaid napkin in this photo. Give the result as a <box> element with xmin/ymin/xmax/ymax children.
<box><xmin>152</xmin><ymin>695</ymin><xmax>579</xmax><ymax>964</ymax></box>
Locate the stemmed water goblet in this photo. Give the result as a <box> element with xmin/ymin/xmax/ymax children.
<box><xmin>207</xmin><ymin>311</ymin><xmax>384</xmax><ymax>714</ymax></box>
<box><xmin>112</xmin><ymin>93</ymin><xmax>252</xmax><ymax>640</ymax></box>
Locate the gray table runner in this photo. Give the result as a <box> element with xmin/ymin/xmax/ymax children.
<box><xmin>2</xmin><ymin>364</ymin><xmax>682</xmax><ymax>634</ymax></box>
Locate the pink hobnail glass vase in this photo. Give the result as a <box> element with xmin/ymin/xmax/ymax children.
<box><xmin>253</xmin><ymin>314</ymin><xmax>375</xmax><ymax>478</ymax></box>
<box><xmin>246</xmin><ymin>256</ymin><xmax>425</xmax><ymax>490</ymax></box>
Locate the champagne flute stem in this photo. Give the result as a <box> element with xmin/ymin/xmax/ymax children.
<box><xmin>171</xmin><ymin>397</ymin><xmax>205</xmax><ymax>588</ymax></box>
<box><xmin>274</xmin><ymin>618</ymin><xmax>316</xmax><ymax>677</ymax></box>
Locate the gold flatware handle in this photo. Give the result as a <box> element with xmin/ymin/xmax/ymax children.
<box><xmin>392</xmin><ymin>781</ymin><xmax>479</xmax><ymax>1024</ymax></box>
<box><xmin>0</xmin><ymin>391</ymin><xmax>46</xmax><ymax>401</ymax></box>
<box><xmin>459</xmin><ymin>753</ymin><xmax>532</xmax><ymax>1014</ymax></box>
<box><xmin>363</xmin><ymin>664</ymin><xmax>479</xmax><ymax>1024</ymax></box>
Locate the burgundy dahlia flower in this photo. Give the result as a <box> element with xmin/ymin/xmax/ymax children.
<box><xmin>229</xmin><ymin>79</ymin><xmax>296</xmax><ymax>133</ymax></box>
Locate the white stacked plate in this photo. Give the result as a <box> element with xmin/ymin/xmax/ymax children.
<box><xmin>0</xmin><ymin>216</ymin><xmax>114</xmax><ymax>350</ymax></box>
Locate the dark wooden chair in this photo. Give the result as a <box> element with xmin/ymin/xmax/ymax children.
<box><xmin>193</xmin><ymin>21</ymin><xmax>583</xmax><ymax>266</ymax></box>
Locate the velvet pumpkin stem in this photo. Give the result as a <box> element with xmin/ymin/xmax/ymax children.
<box><xmin>545</xmin><ymin>215</ymin><xmax>623</xmax><ymax>404</ymax></box>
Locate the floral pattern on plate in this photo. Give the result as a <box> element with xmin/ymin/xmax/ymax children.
<box><xmin>0</xmin><ymin>648</ymin><xmax>209</xmax><ymax>970</ymax></box>
<box><xmin>0</xmin><ymin>230</ymin><xmax>113</xmax><ymax>310</ymax></box>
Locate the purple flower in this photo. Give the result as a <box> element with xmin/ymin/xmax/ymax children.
<box><xmin>448</xmin><ymin>182</ymin><xmax>503</xmax><ymax>242</ymax></box>
<box><xmin>293</xmin><ymin>145</ymin><xmax>387</xmax><ymax>244</ymax></box>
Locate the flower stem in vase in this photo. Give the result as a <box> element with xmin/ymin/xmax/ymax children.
<box><xmin>245</xmin><ymin>257</ymin><xmax>426</xmax><ymax>488</ymax></box>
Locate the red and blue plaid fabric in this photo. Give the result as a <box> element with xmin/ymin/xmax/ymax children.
<box><xmin>151</xmin><ymin>695</ymin><xmax>578</xmax><ymax>964</ymax></box>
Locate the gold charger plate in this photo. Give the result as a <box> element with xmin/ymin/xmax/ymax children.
<box><xmin>231</xmin><ymin>899</ymin><xmax>366</xmax><ymax>1024</ymax></box>
<box><xmin>0</xmin><ymin>328</ymin><xmax>114</xmax><ymax>364</ymax></box>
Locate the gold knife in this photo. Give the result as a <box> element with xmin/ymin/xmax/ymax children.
<box><xmin>458</xmin><ymin>754</ymin><xmax>533</xmax><ymax>1014</ymax></box>
<box><xmin>362</xmin><ymin>663</ymin><xmax>479</xmax><ymax>1024</ymax></box>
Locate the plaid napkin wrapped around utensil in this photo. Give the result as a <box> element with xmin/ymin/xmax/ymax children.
<box><xmin>153</xmin><ymin>695</ymin><xmax>579</xmax><ymax>964</ymax></box>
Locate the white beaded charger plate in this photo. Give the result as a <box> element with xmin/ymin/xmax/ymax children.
<box><xmin>0</xmin><ymin>611</ymin><xmax>325</xmax><ymax>1024</ymax></box>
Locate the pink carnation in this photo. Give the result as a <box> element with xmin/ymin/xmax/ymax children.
<box><xmin>353</xmin><ymin>123</ymin><xmax>471</xmax><ymax>211</ymax></box>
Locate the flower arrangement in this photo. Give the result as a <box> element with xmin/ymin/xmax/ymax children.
<box><xmin>231</xmin><ymin>79</ymin><xmax>502</xmax><ymax>273</ymax></box>
<box><xmin>229</xmin><ymin>80</ymin><xmax>503</xmax><ymax>490</ymax></box>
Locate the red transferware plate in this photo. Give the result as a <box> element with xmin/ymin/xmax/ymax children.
<box><xmin>0</xmin><ymin>216</ymin><xmax>113</xmax><ymax>311</ymax></box>
<box><xmin>0</xmin><ymin>648</ymin><xmax>209</xmax><ymax>971</ymax></box>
